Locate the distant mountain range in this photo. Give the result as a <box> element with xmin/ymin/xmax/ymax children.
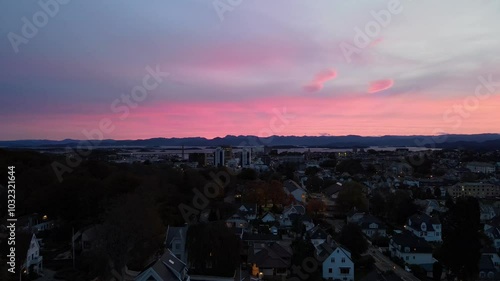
<box><xmin>2</xmin><ymin>134</ymin><xmax>500</xmax><ymax>150</ymax></box>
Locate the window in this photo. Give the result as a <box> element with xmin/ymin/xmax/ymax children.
<box><xmin>175</xmin><ymin>243</ymin><xmax>181</xmax><ymax>250</ymax></box>
<box><xmin>340</xmin><ymin>268</ymin><xmax>350</xmax><ymax>274</ymax></box>
<box><xmin>329</xmin><ymin>268</ymin><xmax>333</xmax><ymax>273</ymax></box>
<box><xmin>331</xmin><ymin>258</ymin><xmax>335</xmax><ymax>263</ymax></box>
<box><xmin>341</xmin><ymin>258</ymin><xmax>346</xmax><ymax>263</ymax></box>
<box><xmin>406</xmin><ymin>256</ymin><xmax>409</xmax><ymax>261</ymax></box>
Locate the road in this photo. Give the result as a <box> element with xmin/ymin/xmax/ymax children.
<box><xmin>368</xmin><ymin>245</ymin><xmax>421</xmax><ymax>281</ymax></box>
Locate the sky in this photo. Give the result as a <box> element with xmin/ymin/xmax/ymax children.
<box><xmin>1</xmin><ymin>0</ymin><xmax>500</xmax><ymax>140</ymax></box>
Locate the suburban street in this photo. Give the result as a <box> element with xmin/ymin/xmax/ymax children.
<box><xmin>369</xmin><ymin>245</ymin><xmax>421</xmax><ymax>281</ymax></box>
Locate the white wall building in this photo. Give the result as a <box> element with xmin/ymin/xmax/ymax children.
<box><xmin>406</xmin><ymin>213</ymin><xmax>442</xmax><ymax>242</ymax></box>
<box><xmin>322</xmin><ymin>246</ymin><xmax>354</xmax><ymax>281</ymax></box>
<box><xmin>214</xmin><ymin>147</ymin><xmax>225</xmax><ymax>167</ymax></box>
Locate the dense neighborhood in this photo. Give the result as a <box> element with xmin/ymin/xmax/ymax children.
<box><xmin>2</xmin><ymin>146</ymin><xmax>500</xmax><ymax>281</ymax></box>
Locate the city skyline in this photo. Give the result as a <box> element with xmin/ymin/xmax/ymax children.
<box><xmin>1</xmin><ymin>0</ymin><xmax>500</xmax><ymax>140</ymax></box>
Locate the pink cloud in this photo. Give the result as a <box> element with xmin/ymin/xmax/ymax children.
<box><xmin>368</xmin><ymin>79</ymin><xmax>394</xmax><ymax>93</ymax></box>
<box><xmin>4</xmin><ymin>93</ymin><xmax>500</xmax><ymax>140</ymax></box>
<box><xmin>303</xmin><ymin>69</ymin><xmax>337</xmax><ymax>93</ymax></box>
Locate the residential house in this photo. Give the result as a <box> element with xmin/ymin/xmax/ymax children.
<box><xmin>165</xmin><ymin>226</ymin><xmax>188</xmax><ymax>264</ymax></box>
<box><xmin>283</xmin><ymin>180</ymin><xmax>307</xmax><ymax>203</ymax></box>
<box><xmin>414</xmin><ymin>199</ymin><xmax>447</xmax><ymax>216</ymax></box>
<box><xmin>467</xmin><ymin>162</ymin><xmax>496</xmax><ymax>174</ymax></box>
<box><xmin>478</xmin><ymin>255</ymin><xmax>499</xmax><ymax>280</ymax></box>
<box><xmin>237</xmin><ymin>204</ymin><xmax>258</xmax><ymax>220</ymax></box>
<box><xmin>482</xmin><ymin>247</ymin><xmax>500</xmax><ymax>271</ymax></box>
<box><xmin>322</xmin><ymin>245</ymin><xmax>355</xmax><ymax>281</ymax></box>
<box><xmin>389</xmin><ymin>231</ymin><xmax>435</xmax><ymax>266</ymax></box>
<box><xmin>346</xmin><ymin>209</ymin><xmax>365</xmax><ymax>224</ymax></box>
<box><xmin>261</xmin><ymin>212</ymin><xmax>277</xmax><ymax>223</ymax></box>
<box><xmin>406</xmin><ymin>213</ymin><xmax>442</xmax><ymax>242</ymax></box>
<box><xmin>308</xmin><ymin>225</ymin><xmax>331</xmax><ymax>249</ymax></box>
<box><xmin>72</xmin><ymin>224</ymin><xmax>104</xmax><ymax>252</ymax></box>
<box><xmin>484</xmin><ymin>226</ymin><xmax>500</xmax><ymax>251</ymax></box>
<box><xmin>279</xmin><ymin>205</ymin><xmax>306</xmax><ymax>227</ymax></box>
<box><xmin>448</xmin><ymin>182</ymin><xmax>499</xmax><ymax>198</ymax></box>
<box><xmin>241</xmin><ymin>233</ymin><xmax>281</xmax><ymax>247</ymax></box>
<box><xmin>249</xmin><ymin>242</ymin><xmax>292</xmax><ymax>278</ymax></box>
<box><xmin>226</xmin><ymin>213</ymin><xmax>250</xmax><ymax>230</ymax></box>
<box><xmin>17</xmin><ymin>232</ymin><xmax>43</xmax><ymax>275</ymax></box>
<box><xmin>323</xmin><ymin>184</ymin><xmax>343</xmax><ymax>201</ymax></box>
<box><xmin>481</xmin><ymin>203</ymin><xmax>497</xmax><ymax>223</ymax></box>
<box><xmin>17</xmin><ymin>213</ymin><xmax>56</xmax><ymax>234</ymax></box>
<box><xmin>135</xmin><ymin>249</ymin><xmax>190</xmax><ymax>281</ymax></box>
<box><xmin>358</xmin><ymin>215</ymin><xmax>387</xmax><ymax>238</ymax></box>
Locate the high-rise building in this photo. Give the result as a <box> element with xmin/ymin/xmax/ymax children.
<box><xmin>214</xmin><ymin>147</ymin><xmax>225</xmax><ymax>167</ymax></box>
<box><xmin>241</xmin><ymin>148</ymin><xmax>251</xmax><ymax>167</ymax></box>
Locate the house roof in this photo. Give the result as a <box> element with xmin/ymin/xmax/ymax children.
<box><xmin>323</xmin><ymin>185</ymin><xmax>342</xmax><ymax>196</ymax></box>
<box><xmin>484</xmin><ymin>227</ymin><xmax>500</xmax><ymax>239</ymax></box>
<box><xmin>248</xmin><ymin>242</ymin><xmax>292</xmax><ymax>269</ymax></box>
<box><xmin>239</xmin><ymin>204</ymin><xmax>258</xmax><ymax>215</ymax></box>
<box><xmin>284</xmin><ymin>180</ymin><xmax>303</xmax><ymax>193</ymax></box>
<box><xmin>242</xmin><ymin>233</ymin><xmax>281</xmax><ymax>242</ymax></box>
<box><xmin>136</xmin><ymin>249</ymin><xmax>187</xmax><ymax>281</ymax></box>
<box><xmin>407</xmin><ymin>213</ymin><xmax>440</xmax><ymax>231</ymax></box>
<box><xmin>165</xmin><ymin>226</ymin><xmax>188</xmax><ymax>248</ymax></box>
<box><xmin>308</xmin><ymin>225</ymin><xmax>328</xmax><ymax>240</ymax></box>
<box><xmin>391</xmin><ymin>231</ymin><xmax>432</xmax><ymax>253</ymax></box>
<box><xmin>358</xmin><ymin>215</ymin><xmax>386</xmax><ymax>229</ymax></box>
<box><xmin>479</xmin><ymin>255</ymin><xmax>496</xmax><ymax>271</ymax></box>
<box><xmin>283</xmin><ymin>205</ymin><xmax>306</xmax><ymax>215</ymax></box>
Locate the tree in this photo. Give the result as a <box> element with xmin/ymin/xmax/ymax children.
<box><xmin>186</xmin><ymin>222</ymin><xmax>240</xmax><ymax>277</ymax></box>
<box><xmin>336</xmin><ymin>159</ymin><xmax>364</xmax><ymax>175</ymax></box>
<box><xmin>305</xmin><ymin>166</ymin><xmax>321</xmax><ymax>176</ymax></box>
<box><xmin>306</xmin><ymin>175</ymin><xmax>324</xmax><ymax>192</ymax></box>
<box><xmin>338</xmin><ymin>223</ymin><xmax>368</xmax><ymax>259</ymax></box>
<box><xmin>306</xmin><ymin>198</ymin><xmax>326</xmax><ymax>218</ymax></box>
<box><xmin>386</xmin><ymin>190</ymin><xmax>418</xmax><ymax>225</ymax></box>
<box><xmin>369</xmin><ymin>191</ymin><xmax>386</xmax><ymax>217</ymax></box>
<box><xmin>238</xmin><ymin>168</ymin><xmax>257</xmax><ymax>180</ymax></box>
<box><xmin>433</xmin><ymin>262</ymin><xmax>443</xmax><ymax>281</ymax></box>
<box><xmin>335</xmin><ymin>181</ymin><xmax>368</xmax><ymax>214</ymax></box>
<box><xmin>434</xmin><ymin>187</ymin><xmax>442</xmax><ymax>198</ymax></box>
<box><xmin>441</xmin><ymin>197</ymin><xmax>481</xmax><ymax>281</ymax></box>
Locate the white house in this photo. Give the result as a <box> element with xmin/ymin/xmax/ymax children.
<box><xmin>165</xmin><ymin>226</ymin><xmax>188</xmax><ymax>264</ymax></box>
<box><xmin>322</xmin><ymin>246</ymin><xmax>354</xmax><ymax>281</ymax></box>
<box><xmin>406</xmin><ymin>213</ymin><xmax>442</xmax><ymax>242</ymax></box>
<box><xmin>389</xmin><ymin>232</ymin><xmax>435</xmax><ymax>266</ymax></box>
<box><xmin>19</xmin><ymin>233</ymin><xmax>43</xmax><ymax>275</ymax></box>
